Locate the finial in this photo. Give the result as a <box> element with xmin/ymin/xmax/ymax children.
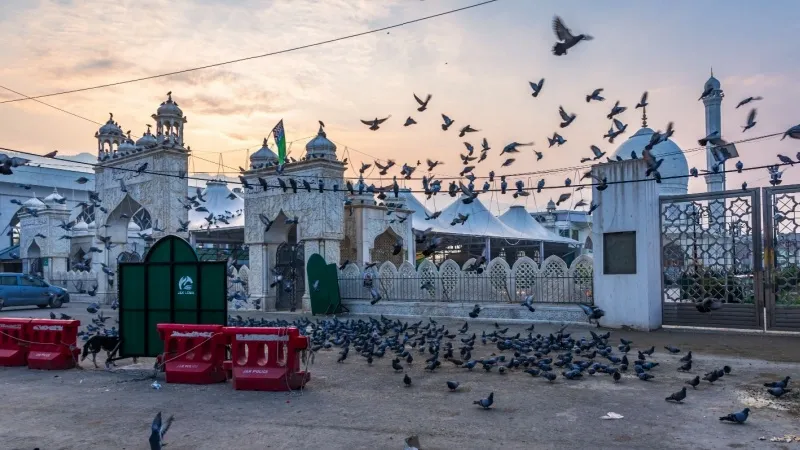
<box><xmin>262</xmin><ymin>137</ymin><xmax>268</xmax><ymax>147</ymax></box>
<box><xmin>126</xmin><ymin>130</ymin><xmax>131</xmax><ymax>139</ymax></box>
<box><xmin>109</xmin><ymin>112</ymin><xmax>113</xmax><ymax>122</ymax></box>
<box><xmin>167</xmin><ymin>91</ymin><xmax>172</xmax><ymax>102</ymax></box>
<box><xmin>641</xmin><ymin>104</ymin><xmax>648</xmax><ymax>128</ymax></box>
<box><xmin>710</xmin><ymin>67</ymin><xmax>714</xmax><ymax>77</ymax></box>
<box><xmin>145</xmin><ymin>124</ymin><xmax>151</xmax><ymax>133</ymax></box>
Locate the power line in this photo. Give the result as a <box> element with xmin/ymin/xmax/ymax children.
<box><xmin>0</xmin><ymin>0</ymin><xmax>500</xmax><ymax>105</ymax></box>
<box><xmin>0</xmin><ymin>143</ymin><xmax>793</xmax><ymax>196</ymax></box>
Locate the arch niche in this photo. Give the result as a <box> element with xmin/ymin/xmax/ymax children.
<box><xmin>370</xmin><ymin>228</ymin><xmax>404</xmax><ymax>266</ymax></box>
<box><xmin>25</xmin><ymin>240</ymin><xmax>42</xmax><ymax>275</ymax></box>
<box><xmin>106</xmin><ymin>194</ymin><xmax>151</xmax><ymax>243</ymax></box>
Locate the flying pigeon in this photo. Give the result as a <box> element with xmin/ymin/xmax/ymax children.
<box><xmin>635</xmin><ymin>91</ymin><xmax>649</xmax><ymax>109</ymax></box>
<box><xmin>558</xmin><ymin>106</ymin><xmax>576</xmax><ymax>128</ymax></box>
<box><xmin>736</xmin><ymin>96</ymin><xmax>762</xmax><ymax>108</ymax></box>
<box><xmin>741</xmin><ymin>108</ymin><xmax>757</xmax><ymax>132</ymax></box>
<box><xmin>441</xmin><ymin>114</ymin><xmax>455</xmax><ymax>131</ymax></box>
<box><xmin>529</xmin><ymin>79</ymin><xmax>545</xmax><ymax>97</ymax></box>
<box><xmin>413</xmin><ymin>93</ymin><xmax>432</xmax><ymax>112</ymax></box>
<box><xmin>552</xmin><ymin>16</ymin><xmax>593</xmax><ymax>56</ymax></box>
<box><xmin>586</xmin><ymin>88</ymin><xmax>604</xmax><ymax>102</ymax></box>
<box><xmin>360</xmin><ymin>116</ymin><xmax>390</xmax><ymax>130</ymax></box>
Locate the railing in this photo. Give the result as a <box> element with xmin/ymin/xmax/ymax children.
<box><xmin>338</xmin><ymin>255</ymin><xmax>593</xmax><ymax>304</ymax></box>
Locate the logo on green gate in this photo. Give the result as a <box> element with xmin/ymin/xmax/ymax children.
<box><xmin>178</xmin><ymin>276</ymin><xmax>194</xmax><ymax>295</ymax></box>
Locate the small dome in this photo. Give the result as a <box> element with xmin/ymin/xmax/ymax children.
<box><xmin>546</xmin><ymin>199</ymin><xmax>556</xmax><ymax>211</ymax></box>
<box><xmin>118</xmin><ymin>135</ymin><xmax>136</xmax><ymax>154</ymax></box>
<box><xmin>705</xmin><ymin>74</ymin><xmax>721</xmax><ymax>90</ymax></box>
<box><xmin>43</xmin><ymin>188</ymin><xmax>64</xmax><ymax>204</ymax></box>
<box><xmin>305</xmin><ymin>124</ymin><xmax>337</xmax><ymax>159</ymax></box>
<box><xmin>23</xmin><ymin>197</ymin><xmax>46</xmax><ymax>209</ymax></box>
<box><xmin>128</xmin><ymin>220</ymin><xmax>141</xmax><ymax>232</ymax></box>
<box><xmin>250</xmin><ymin>138</ymin><xmax>279</xmax><ymax>167</ymax></box>
<box><xmin>156</xmin><ymin>92</ymin><xmax>183</xmax><ymax>117</ymax></box>
<box><xmin>136</xmin><ymin>126</ymin><xmax>158</xmax><ymax>148</ymax></box>
<box><xmin>98</xmin><ymin>113</ymin><xmax>123</xmax><ymax>136</ymax></box>
<box><xmin>611</xmin><ymin>127</ymin><xmax>688</xmax><ymax>196</ymax></box>
<box><xmin>73</xmin><ymin>220</ymin><xmax>89</xmax><ymax>233</ymax></box>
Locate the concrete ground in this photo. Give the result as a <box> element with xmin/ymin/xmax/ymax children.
<box><xmin>0</xmin><ymin>304</ymin><xmax>799</xmax><ymax>450</ymax></box>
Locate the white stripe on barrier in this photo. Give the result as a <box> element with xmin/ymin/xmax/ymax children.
<box><xmin>235</xmin><ymin>334</ymin><xmax>290</xmax><ymax>342</ymax></box>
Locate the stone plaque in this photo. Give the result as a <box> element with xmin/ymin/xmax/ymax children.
<box><xmin>603</xmin><ymin>231</ymin><xmax>636</xmax><ymax>274</ymax></box>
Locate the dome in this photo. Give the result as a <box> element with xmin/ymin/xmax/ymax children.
<box><xmin>43</xmin><ymin>189</ymin><xmax>67</xmax><ymax>209</ymax></box>
<box><xmin>157</xmin><ymin>92</ymin><xmax>183</xmax><ymax>117</ymax></box>
<box><xmin>250</xmin><ymin>138</ymin><xmax>279</xmax><ymax>167</ymax></box>
<box><xmin>610</xmin><ymin>127</ymin><xmax>688</xmax><ymax>196</ymax></box>
<box><xmin>73</xmin><ymin>220</ymin><xmax>89</xmax><ymax>233</ymax></box>
<box><xmin>705</xmin><ymin>74</ymin><xmax>720</xmax><ymax>90</ymax></box>
<box><xmin>546</xmin><ymin>199</ymin><xmax>556</xmax><ymax>211</ymax></box>
<box><xmin>128</xmin><ymin>220</ymin><xmax>141</xmax><ymax>232</ymax></box>
<box><xmin>98</xmin><ymin>113</ymin><xmax>123</xmax><ymax>136</ymax></box>
<box><xmin>305</xmin><ymin>124</ymin><xmax>337</xmax><ymax>159</ymax></box>
<box><xmin>23</xmin><ymin>197</ymin><xmax>46</xmax><ymax>210</ymax></box>
<box><xmin>136</xmin><ymin>126</ymin><xmax>158</xmax><ymax>148</ymax></box>
<box><xmin>118</xmin><ymin>134</ymin><xmax>136</xmax><ymax>154</ymax></box>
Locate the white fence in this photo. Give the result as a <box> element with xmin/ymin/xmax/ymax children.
<box><xmin>338</xmin><ymin>255</ymin><xmax>594</xmax><ymax>304</ymax></box>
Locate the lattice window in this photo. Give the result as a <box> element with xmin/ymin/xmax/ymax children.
<box><xmin>370</xmin><ymin>230</ymin><xmax>404</xmax><ymax>266</ymax></box>
<box><xmin>439</xmin><ymin>260</ymin><xmax>461</xmax><ymax>301</ymax></box>
<box><xmin>570</xmin><ymin>255</ymin><xmax>594</xmax><ymax>304</ymax></box>
<box><xmin>378</xmin><ymin>261</ymin><xmax>397</xmax><ymax>298</ymax></box>
<box><xmin>540</xmin><ymin>256</ymin><xmax>569</xmax><ymax>303</ymax></box>
<box><xmin>339</xmin><ymin>236</ymin><xmax>356</xmax><ymax>265</ymax></box>
<box><xmin>132</xmin><ymin>207</ymin><xmax>152</xmax><ymax>231</ymax></box>
<box><xmin>417</xmin><ymin>259</ymin><xmax>438</xmax><ymax>300</ymax></box>
<box><xmin>487</xmin><ymin>260</ymin><xmax>510</xmax><ymax>302</ymax></box>
<box><xmin>512</xmin><ymin>257</ymin><xmax>537</xmax><ymax>302</ymax></box>
<box><xmin>76</xmin><ymin>204</ymin><xmax>96</xmax><ymax>225</ymax></box>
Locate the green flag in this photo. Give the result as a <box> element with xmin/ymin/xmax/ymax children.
<box><xmin>272</xmin><ymin>119</ymin><xmax>286</xmax><ymax>164</ymax></box>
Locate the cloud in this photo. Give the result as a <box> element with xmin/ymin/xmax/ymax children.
<box><xmin>722</xmin><ymin>73</ymin><xmax>790</xmax><ymax>88</ymax></box>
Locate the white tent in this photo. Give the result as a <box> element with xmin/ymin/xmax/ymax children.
<box><xmin>499</xmin><ymin>205</ymin><xmax>579</xmax><ymax>244</ymax></box>
<box><xmin>433</xmin><ymin>195</ymin><xmax>529</xmax><ymax>239</ymax></box>
<box><xmin>400</xmin><ymin>191</ymin><xmax>449</xmax><ymax>232</ymax></box>
<box><xmin>188</xmin><ymin>180</ymin><xmax>244</xmax><ymax>231</ymax></box>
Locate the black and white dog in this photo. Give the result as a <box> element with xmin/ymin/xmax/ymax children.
<box><xmin>80</xmin><ymin>335</ymin><xmax>138</xmax><ymax>368</ymax></box>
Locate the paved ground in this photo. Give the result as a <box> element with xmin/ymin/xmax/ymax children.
<box><xmin>0</xmin><ymin>304</ymin><xmax>799</xmax><ymax>449</ymax></box>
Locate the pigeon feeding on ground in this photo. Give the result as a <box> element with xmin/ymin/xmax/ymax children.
<box><xmin>719</xmin><ymin>408</ymin><xmax>750</xmax><ymax>424</ymax></box>
<box><xmin>474</xmin><ymin>392</ymin><xmax>494</xmax><ymax>409</ymax></box>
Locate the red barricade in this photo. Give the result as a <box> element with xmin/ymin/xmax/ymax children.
<box><xmin>224</xmin><ymin>327</ymin><xmax>310</xmax><ymax>391</ymax></box>
<box><xmin>156</xmin><ymin>324</ymin><xmax>227</xmax><ymax>384</ymax></box>
<box><xmin>0</xmin><ymin>318</ymin><xmax>32</xmax><ymax>366</ymax></box>
<box><xmin>27</xmin><ymin>319</ymin><xmax>81</xmax><ymax>370</ymax></box>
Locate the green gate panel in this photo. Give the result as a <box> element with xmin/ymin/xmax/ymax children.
<box><xmin>119</xmin><ymin>235</ymin><xmax>227</xmax><ymax>358</ymax></box>
<box><xmin>307</xmin><ymin>253</ymin><xmax>343</xmax><ymax>315</ymax></box>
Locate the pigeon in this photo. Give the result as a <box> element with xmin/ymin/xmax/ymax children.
<box><xmin>680</xmin><ymin>351</ymin><xmax>692</xmax><ymax>362</ymax></box>
<box><xmin>474</xmin><ymin>392</ymin><xmax>494</xmax><ymax>409</ymax></box>
<box><xmin>149</xmin><ymin>412</ymin><xmax>175</xmax><ymax>450</ymax></box>
<box><xmin>606</xmin><ymin>101</ymin><xmax>627</xmax><ymax>119</ymax></box>
<box><xmin>719</xmin><ymin>408</ymin><xmax>749</xmax><ymax>424</ymax></box>
<box><xmin>664</xmin><ymin>345</ymin><xmax>680</xmax><ymax>354</ymax></box>
<box><xmin>558</xmin><ymin>106</ymin><xmax>576</xmax><ymax>128</ymax></box>
<box><xmin>529</xmin><ymin>79</ymin><xmax>545</xmax><ymax>97</ymax></box>
<box><xmin>360</xmin><ymin>116</ymin><xmax>390</xmax><ymax>130</ymax></box>
<box><xmin>586</xmin><ymin>88</ymin><xmax>604</xmax><ymax>102</ymax></box>
<box><xmin>578</xmin><ymin>303</ymin><xmax>604</xmax><ymax>325</ymax></box>
<box><xmin>763</xmin><ymin>376</ymin><xmax>791</xmax><ymax>389</ymax></box>
<box><xmin>781</xmin><ymin>124</ymin><xmax>800</xmax><ymax>140</ymax></box>
<box><xmin>441</xmin><ymin>114</ymin><xmax>455</xmax><ymax>131</ymax></box>
<box><xmin>459</xmin><ymin>125</ymin><xmax>479</xmax><ymax>137</ymax></box>
<box><xmin>551</xmin><ymin>16</ymin><xmax>593</xmax><ymax>56</ymax></box>
<box><xmin>403</xmin><ymin>373</ymin><xmax>412</xmax><ymax>387</ymax></box>
<box><xmin>446</xmin><ymin>381</ymin><xmax>460</xmax><ymax>391</ymax></box>
<box><xmin>741</xmin><ymin>108</ymin><xmax>757</xmax><ymax>132</ymax></box>
<box><xmin>635</xmin><ymin>91</ymin><xmax>649</xmax><ymax>109</ymax></box>
<box><xmin>699</xmin><ymin>85</ymin><xmax>714</xmax><ymax>100</ymax></box>
<box><xmin>665</xmin><ymin>387</ymin><xmax>687</xmax><ymax>403</ymax></box>
<box><xmin>736</xmin><ymin>96</ymin><xmax>762</xmax><ymax>108</ymax></box>
<box><xmin>677</xmin><ymin>361</ymin><xmax>692</xmax><ymax>372</ymax></box>
<box><xmin>413</xmin><ymin>93</ymin><xmax>432</xmax><ymax>111</ymax></box>
<box><xmin>404</xmin><ymin>117</ymin><xmax>417</xmax><ymax>126</ymax></box>
<box><xmin>767</xmin><ymin>386</ymin><xmax>792</xmax><ymax>398</ymax></box>
<box><xmin>76</xmin><ymin>177</ymin><xmax>90</xmax><ymax>184</ymax></box>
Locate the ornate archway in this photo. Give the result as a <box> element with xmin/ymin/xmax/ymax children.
<box><xmin>25</xmin><ymin>241</ymin><xmax>42</xmax><ymax>276</ymax></box>
<box><xmin>106</xmin><ymin>194</ymin><xmax>149</xmax><ymax>243</ymax></box>
<box><xmin>370</xmin><ymin>228</ymin><xmax>403</xmax><ymax>266</ymax></box>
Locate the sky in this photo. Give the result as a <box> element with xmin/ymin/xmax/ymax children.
<box><xmin>1</xmin><ymin>0</ymin><xmax>799</xmax><ymax>215</ymax></box>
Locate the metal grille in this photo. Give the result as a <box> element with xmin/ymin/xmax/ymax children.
<box><xmin>660</xmin><ymin>189</ymin><xmax>762</xmax><ymax>329</ymax></box>
<box><xmin>274</xmin><ymin>242</ymin><xmax>305</xmax><ymax>311</ymax></box>
<box><xmin>763</xmin><ymin>185</ymin><xmax>800</xmax><ymax>331</ymax></box>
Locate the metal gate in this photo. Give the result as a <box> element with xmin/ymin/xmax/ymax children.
<box><xmin>763</xmin><ymin>185</ymin><xmax>800</xmax><ymax>331</ymax></box>
<box><xmin>659</xmin><ymin>189</ymin><xmax>763</xmax><ymax>329</ymax></box>
<box><xmin>274</xmin><ymin>242</ymin><xmax>305</xmax><ymax>311</ymax></box>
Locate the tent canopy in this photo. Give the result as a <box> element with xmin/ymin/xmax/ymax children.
<box><xmin>499</xmin><ymin>205</ymin><xmax>579</xmax><ymax>244</ymax></box>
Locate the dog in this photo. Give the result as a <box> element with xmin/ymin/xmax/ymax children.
<box><xmin>80</xmin><ymin>335</ymin><xmax>137</xmax><ymax>368</ymax></box>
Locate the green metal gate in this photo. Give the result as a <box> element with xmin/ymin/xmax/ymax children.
<box><xmin>119</xmin><ymin>235</ymin><xmax>228</xmax><ymax>357</ymax></box>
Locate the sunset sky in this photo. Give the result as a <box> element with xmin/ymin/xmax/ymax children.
<box><xmin>1</xmin><ymin>0</ymin><xmax>798</xmax><ymax>214</ymax></box>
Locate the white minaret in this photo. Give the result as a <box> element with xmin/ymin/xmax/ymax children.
<box><xmin>703</xmin><ymin>69</ymin><xmax>725</xmax><ymax>192</ymax></box>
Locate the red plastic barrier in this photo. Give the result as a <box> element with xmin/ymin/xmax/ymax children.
<box><xmin>0</xmin><ymin>318</ymin><xmax>32</xmax><ymax>366</ymax></box>
<box><xmin>27</xmin><ymin>319</ymin><xmax>81</xmax><ymax>370</ymax></box>
<box><xmin>156</xmin><ymin>324</ymin><xmax>227</xmax><ymax>384</ymax></box>
<box><xmin>224</xmin><ymin>327</ymin><xmax>310</xmax><ymax>391</ymax></box>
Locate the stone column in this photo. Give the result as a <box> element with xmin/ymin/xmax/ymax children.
<box><xmin>592</xmin><ymin>159</ymin><xmax>662</xmax><ymax>331</ymax></box>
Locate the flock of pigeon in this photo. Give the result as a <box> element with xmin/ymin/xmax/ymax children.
<box><xmin>223</xmin><ymin>314</ymin><xmax>793</xmax><ymax>436</ymax></box>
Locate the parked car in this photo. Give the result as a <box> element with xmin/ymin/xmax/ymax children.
<box><xmin>0</xmin><ymin>273</ymin><xmax>70</xmax><ymax>310</ymax></box>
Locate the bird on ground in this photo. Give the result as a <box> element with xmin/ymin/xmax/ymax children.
<box><xmin>719</xmin><ymin>408</ymin><xmax>749</xmax><ymax>424</ymax></box>
<box><xmin>149</xmin><ymin>412</ymin><xmax>175</xmax><ymax>450</ymax></box>
<box><xmin>664</xmin><ymin>345</ymin><xmax>681</xmax><ymax>354</ymax></box>
<box><xmin>768</xmin><ymin>386</ymin><xmax>792</xmax><ymax>398</ymax></box>
<box><xmin>764</xmin><ymin>376</ymin><xmax>791</xmax><ymax>389</ymax></box>
<box><xmin>446</xmin><ymin>381</ymin><xmax>460</xmax><ymax>391</ymax></box>
<box><xmin>578</xmin><ymin>303</ymin><xmax>604</xmax><ymax>325</ymax></box>
<box><xmin>403</xmin><ymin>373</ymin><xmax>412</xmax><ymax>387</ymax></box>
<box><xmin>665</xmin><ymin>387</ymin><xmax>687</xmax><ymax>403</ymax></box>
<box><xmin>474</xmin><ymin>392</ymin><xmax>494</xmax><ymax>409</ymax></box>
<box><xmin>551</xmin><ymin>16</ymin><xmax>593</xmax><ymax>56</ymax></box>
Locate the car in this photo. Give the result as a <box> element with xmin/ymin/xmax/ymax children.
<box><xmin>0</xmin><ymin>273</ymin><xmax>70</xmax><ymax>310</ymax></box>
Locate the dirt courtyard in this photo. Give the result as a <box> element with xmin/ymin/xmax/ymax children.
<box><xmin>0</xmin><ymin>305</ymin><xmax>798</xmax><ymax>449</ymax></box>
